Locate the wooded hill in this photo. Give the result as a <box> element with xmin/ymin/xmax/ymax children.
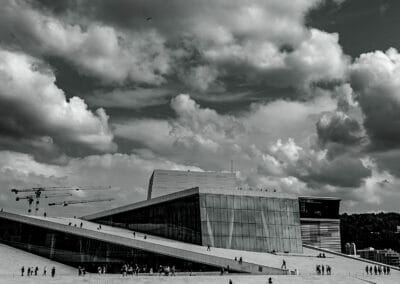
<box><xmin>340</xmin><ymin>212</ymin><xmax>400</xmax><ymax>253</ymax></box>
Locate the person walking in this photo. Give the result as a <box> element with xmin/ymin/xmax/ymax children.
<box><xmin>21</xmin><ymin>266</ymin><xmax>24</xmax><ymax>277</ymax></box>
<box><xmin>321</xmin><ymin>264</ymin><xmax>325</xmax><ymax>275</ymax></box>
<box><xmin>27</xmin><ymin>267</ymin><xmax>31</xmax><ymax>277</ymax></box>
<box><xmin>207</xmin><ymin>244</ymin><xmax>211</xmax><ymax>251</ymax></box>
<box><xmin>268</xmin><ymin>277</ymin><xmax>273</xmax><ymax>283</ymax></box>
<box><xmin>374</xmin><ymin>265</ymin><xmax>377</xmax><ymax>275</ymax></box>
<box><xmin>387</xmin><ymin>266</ymin><xmax>390</xmax><ymax>275</ymax></box>
<box><xmin>281</xmin><ymin>259</ymin><xmax>286</xmax><ymax>270</ymax></box>
<box><xmin>34</xmin><ymin>266</ymin><xmax>38</xmax><ymax>276</ymax></box>
<box><xmin>43</xmin><ymin>266</ymin><xmax>47</xmax><ymax>276</ymax></box>
<box><xmin>51</xmin><ymin>266</ymin><xmax>55</xmax><ymax>278</ymax></box>
<box><xmin>365</xmin><ymin>265</ymin><xmax>369</xmax><ymax>275</ymax></box>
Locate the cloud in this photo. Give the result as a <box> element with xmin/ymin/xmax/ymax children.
<box><xmin>0</xmin><ymin>1</ymin><xmax>171</xmax><ymax>85</ymax></box>
<box><xmin>317</xmin><ymin>111</ymin><xmax>364</xmax><ymax>146</ymax></box>
<box><xmin>115</xmin><ymin>94</ymin><xmax>371</xmax><ymax>192</ymax></box>
<box><xmin>350</xmin><ymin>48</ymin><xmax>400</xmax><ymax>151</ymax></box>
<box><xmin>1</xmin><ymin>0</ymin><xmax>349</xmax><ymax>95</ymax></box>
<box><xmin>0</xmin><ymin>47</ymin><xmax>115</xmax><ymax>158</ymax></box>
<box><xmin>87</xmin><ymin>88</ymin><xmax>171</xmax><ymax>109</ymax></box>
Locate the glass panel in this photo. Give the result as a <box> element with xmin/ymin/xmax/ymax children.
<box><xmin>227</xmin><ymin>196</ymin><xmax>234</xmax><ymax>208</ymax></box>
<box><xmin>234</xmin><ymin>196</ymin><xmax>241</xmax><ymax>209</ymax></box>
<box><xmin>206</xmin><ymin>195</ymin><xmax>214</xmax><ymax>207</ymax></box>
<box><xmin>221</xmin><ymin>195</ymin><xmax>227</xmax><ymax>208</ymax></box>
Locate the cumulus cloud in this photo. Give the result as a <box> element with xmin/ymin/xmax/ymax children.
<box><xmin>0</xmin><ymin>0</ymin><xmax>171</xmax><ymax>85</ymax></box>
<box><xmin>0</xmin><ymin>47</ymin><xmax>115</xmax><ymax>157</ymax></box>
<box><xmin>115</xmin><ymin>94</ymin><xmax>371</xmax><ymax>194</ymax></box>
<box><xmin>350</xmin><ymin>48</ymin><xmax>400</xmax><ymax>151</ymax></box>
<box><xmin>1</xmin><ymin>0</ymin><xmax>349</xmax><ymax>94</ymax></box>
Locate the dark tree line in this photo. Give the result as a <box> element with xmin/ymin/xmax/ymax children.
<box><xmin>340</xmin><ymin>212</ymin><xmax>400</xmax><ymax>253</ymax></box>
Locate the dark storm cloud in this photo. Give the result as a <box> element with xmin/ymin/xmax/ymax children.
<box><xmin>316</xmin><ymin>111</ymin><xmax>363</xmax><ymax>146</ymax></box>
<box><xmin>298</xmin><ymin>155</ymin><xmax>371</xmax><ymax>188</ymax></box>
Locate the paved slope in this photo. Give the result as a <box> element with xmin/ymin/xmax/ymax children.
<box><xmin>0</xmin><ymin>243</ymin><xmax>75</xmax><ymax>276</ymax></box>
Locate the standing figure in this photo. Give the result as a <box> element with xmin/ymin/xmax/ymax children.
<box><xmin>43</xmin><ymin>266</ymin><xmax>47</xmax><ymax>276</ymax></box>
<box><xmin>51</xmin><ymin>266</ymin><xmax>56</xmax><ymax>278</ymax></box>
<box><xmin>281</xmin><ymin>259</ymin><xmax>286</xmax><ymax>270</ymax></box>
<box><xmin>27</xmin><ymin>267</ymin><xmax>31</xmax><ymax>277</ymax></box>
<box><xmin>21</xmin><ymin>266</ymin><xmax>24</xmax><ymax>277</ymax></box>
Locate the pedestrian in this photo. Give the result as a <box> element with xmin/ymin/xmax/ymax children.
<box><xmin>82</xmin><ymin>267</ymin><xmax>86</xmax><ymax>276</ymax></box>
<box><xmin>369</xmin><ymin>266</ymin><xmax>372</xmax><ymax>275</ymax></box>
<box><xmin>229</xmin><ymin>279</ymin><xmax>233</xmax><ymax>284</ymax></box>
<box><xmin>321</xmin><ymin>264</ymin><xmax>325</xmax><ymax>275</ymax></box>
<box><xmin>27</xmin><ymin>267</ymin><xmax>31</xmax><ymax>277</ymax></box>
<box><xmin>171</xmin><ymin>265</ymin><xmax>176</xmax><ymax>276</ymax></box>
<box><xmin>51</xmin><ymin>266</ymin><xmax>55</xmax><ymax>278</ymax></box>
<box><xmin>43</xmin><ymin>266</ymin><xmax>47</xmax><ymax>276</ymax></box>
<box><xmin>365</xmin><ymin>265</ymin><xmax>369</xmax><ymax>275</ymax></box>
<box><xmin>133</xmin><ymin>231</ymin><xmax>135</xmax><ymax>238</ymax></box>
<box><xmin>268</xmin><ymin>277</ymin><xmax>273</xmax><ymax>284</ymax></box>
<box><xmin>234</xmin><ymin>257</ymin><xmax>237</xmax><ymax>261</ymax></box>
<box><xmin>326</xmin><ymin>265</ymin><xmax>331</xmax><ymax>275</ymax></box>
<box><xmin>387</xmin><ymin>266</ymin><xmax>390</xmax><ymax>275</ymax></box>
<box><xmin>383</xmin><ymin>266</ymin><xmax>387</xmax><ymax>275</ymax></box>
<box><xmin>78</xmin><ymin>266</ymin><xmax>82</xmax><ymax>276</ymax></box>
<box><xmin>207</xmin><ymin>244</ymin><xmax>211</xmax><ymax>251</ymax></box>
<box><xmin>98</xmin><ymin>266</ymin><xmax>102</xmax><ymax>274</ymax></box>
<box><xmin>144</xmin><ymin>235</ymin><xmax>147</xmax><ymax>240</ymax></box>
<box><xmin>80</xmin><ymin>222</ymin><xmax>83</xmax><ymax>228</ymax></box>
<box><xmin>281</xmin><ymin>259</ymin><xmax>286</xmax><ymax>269</ymax></box>
<box><xmin>34</xmin><ymin>266</ymin><xmax>38</xmax><ymax>276</ymax></box>
<box><xmin>21</xmin><ymin>266</ymin><xmax>24</xmax><ymax>276</ymax></box>
<box><xmin>239</xmin><ymin>257</ymin><xmax>243</xmax><ymax>264</ymax></box>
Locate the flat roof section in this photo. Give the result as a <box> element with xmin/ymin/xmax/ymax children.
<box><xmin>148</xmin><ymin>169</ymin><xmax>237</xmax><ymax>199</ymax></box>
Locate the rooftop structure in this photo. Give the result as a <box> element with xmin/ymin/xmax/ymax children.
<box><xmin>147</xmin><ymin>169</ymin><xmax>236</xmax><ymax>200</ymax></box>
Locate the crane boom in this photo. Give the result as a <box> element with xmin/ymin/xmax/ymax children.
<box><xmin>48</xmin><ymin>198</ymin><xmax>114</xmax><ymax>207</ymax></box>
<box><xmin>11</xmin><ymin>186</ymin><xmax>114</xmax><ymax>197</ymax></box>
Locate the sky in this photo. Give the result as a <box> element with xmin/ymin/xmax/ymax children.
<box><xmin>1</xmin><ymin>0</ymin><xmax>400</xmax><ymax>216</ymax></box>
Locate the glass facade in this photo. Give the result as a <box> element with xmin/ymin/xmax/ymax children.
<box><xmin>299</xmin><ymin>198</ymin><xmax>340</xmax><ymax>219</ymax></box>
<box><xmin>92</xmin><ymin>193</ymin><xmax>303</xmax><ymax>253</ymax></box>
<box><xmin>0</xmin><ymin>217</ymin><xmax>218</xmax><ymax>273</ymax></box>
<box><xmin>94</xmin><ymin>194</ymin><xmax>202</xmax><ymax>244</ymax></box>
<box><xmin>200</xmin><ymin>194</ymin><xmax>303</xmax><ymax>253</ymax></box>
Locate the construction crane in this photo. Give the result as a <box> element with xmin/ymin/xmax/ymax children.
<box><xmin>11</xmin><ymin>186</ymin><xmax>113</xmax><ymax>198</ymax></box>
<box><xmin>16</xmin><ymin>192</ymin><xmax>73</xmax><ymax>202</ymax></box>
<box><xmin>48</xmin><ymin>198</ymin><xmax>114</xmax><ymax>207</ymax></box>
<box><xmin>16</xmin><ymin>193</ymin><xmax>74</xmax><ymax>213</ymax></box>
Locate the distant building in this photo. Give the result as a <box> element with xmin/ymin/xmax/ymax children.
<box><xmin>358</xmin><ymin>247</ymin><xmax>400</xmax><ymax>267</ymax></box>
<box><xmin>345</xmin><ymin>242</ymin><xmax>357</xmax><ymax>255</ymax></box>
<box><xmin>298</xmin><ymin>197</ymin><xmax>341</xmax><ymax>252</ymax></box>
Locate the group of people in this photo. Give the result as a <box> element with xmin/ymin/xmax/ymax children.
<box><xmin>120</xmin><ymin>263</ymin><xmax>155</xmax><ymax>276</ymax></box>
<box><xmin>316</xmin><ymin>264</ymin><xmax>332</xmax><ymax>275</ymax></box>
<box><xmin>317</xmin><ymin>253</ymin><xmax>326</xmax><ymax>258</ymax></box>
<box><xmin>365</xmin><ymin>265</ymin><xmax>390</xmax><ymax>275</ymax></box>
<box><xmin>21</xmin><ymin>266</ymin><xmax>56</xmax><ymax>277</ymax></box>
<box><xmin>77</xmin><ymin>266</ymin><xmax>87</xmax><ymax>276</ymax></box>
<box><xmin>234</xmin><ymin>256</ymin><xmax>243</xmax><ymax>264</ymax></box>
